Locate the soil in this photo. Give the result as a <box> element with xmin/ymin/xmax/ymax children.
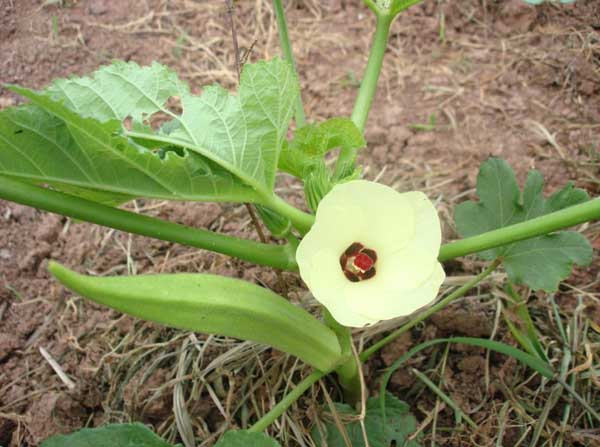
<box><xmin>1</xmin><ymin>0</ymin><xmax>599</xmax><ymax>446</ymax></box>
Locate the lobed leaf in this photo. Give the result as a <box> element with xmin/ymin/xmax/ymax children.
<box><xmin>1</xmin><ymin>58</ymin><xmax>299</xmax><ymax>204</ymax></box>
<box><xmin>0</xmin><ymin>92</ymin><xmax>254</xmax><ymax>204</ymax></box>
<box><xmin>130</xmin><ymin>58</ymin><xmax>299</xmax><ymax>194</ymax></box>
<box><xmin>454</xmin><ymin>158</ymin><xmax>592</xmax><ymax>291</ymax></box>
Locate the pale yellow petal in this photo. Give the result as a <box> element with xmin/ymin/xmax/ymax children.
<box><xmin>297</xmin><ymin>181</ymin><xmax>444</xmax><ymax>327</ymax></box>
<box><xmin>348</xmin><ymin>262</ymin><xmax>445</xmax><ymax>321</ymax></box>
<box><xmin>321</xmin><ymin>181</ymin><xmax>415</xmax><ymax>254</ymax></box>
<box><xmin>374</xmin><ymin>191</ymin><xmax>442</xmax><ymax>289</ymax></box>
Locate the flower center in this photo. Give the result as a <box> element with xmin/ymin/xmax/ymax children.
<box><xmin>339</xmin><ymin>242</ymin><xmax>378</xmax><ymax>283</ymax></box>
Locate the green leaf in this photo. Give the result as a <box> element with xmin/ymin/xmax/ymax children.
<box><xmin>215</xmin><ymin>431</ymin><xmax>281</xmax><ymax>447</ymax></box>
<box><xmin>2</xmin><ymin>58</ymin><xmax>298</xmax><ymax>204</ymax></box>
<box><xmin>312</xmin><ymin>393</ymin><xmax>420</xmax><ymax>447</ymax></box>
<box><xmin>279</xmin><ymin>118</ymin><xmax>365</xmax><ymax>179</ymax></box>
<box><xmin>0</xmin><ymin>98</ymin><xmax>256</xmax><ymax>204</ymax></box>
<box><xmin>48</xmin><ymin>262</ymin><xmax>342</xmax><ymax>372</ymax></box>
<box><xmin>126</xmin><ymin>59</ymin><xmax>299</xmax><ymax>195</ymax></box>
<box><xmin>40</xmin><ymin>423</ymin><xmax>180</xmax><ymax>447</ymax></box>
<box><xmin>454</xmin><ymin>158</ymin><xmax>592</xmax><ymax>291</ymax></box>
<box><xmin>46</xmin><ymin>61</ymin><xmax>183</xmax><ymax>124</ymax></box>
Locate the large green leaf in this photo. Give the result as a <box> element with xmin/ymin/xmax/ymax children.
<box><xmin>1</xmin><ymin>58</ymin><xmax>298</xmax><ymax>203</ymax></box>
<box><xmin>46</xmin><ymin>61</ymin><xmax>182</xmax><ymax>124</ymax></box>
<box><xmin>0</xmin><ymin>99</ymin><xmax>255</xmax><ymax>203</ymax></box>
<box><xmin>48</xmin><ymin>262</ymin><xmax>342</xmax><ymax>372</ymax></box>
<box><xmin>454</xmin><ymin>158</ymin><xmax>592</xmax><ymax>291</ymax></box>
<box><xmin>41</xmin><ymin>423</ymin><xmax>180</xmax><ymax>447</ymax></box>
<box><xmin>48</xmin><ymin>59</ymin><xmax>298</xmax><ymax>192</ymax></box>
<box><xmin>129</xmin><ymin>59</ymin><xmax>298</xmax><ymax>194</ymax></box>
<box><xmin>214</xmin><ymin>431</ymin><xmax>281</xmax><ymax>447</ymax></box>
<box><xmin>312</xmin><ymin>393</ymin><xmax>420</xmax><ymax>447</ymax></box>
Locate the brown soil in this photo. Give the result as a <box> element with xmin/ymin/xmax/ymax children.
<box><xmin>1</xmin><ymin>0</ymin><xmax>599</xmax><ymax>446</ymax></box>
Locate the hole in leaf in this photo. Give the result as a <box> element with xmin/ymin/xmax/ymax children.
<box><xmin>122</xmin><ymin>116</ymin><xmax>133</xmax><ymax>131</ymax></box>
<box><xmin>165</xmin><ymin>96</ymin><xmax>182</xmax><ymax>115</ymax></box>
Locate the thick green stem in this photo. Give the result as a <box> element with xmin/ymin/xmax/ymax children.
<box><xmin>438</xmin><ymin>199</ymin><xmax>600</xmax><ymax>262</ymax></box>
<box><xmin>336</xmin><ymin>14</ymin><xmax>392</xmax><ymax>176</ymax></box>
<box><xmin>273</xmin><ymin>0</ymin><xmax>306</xmax><ymax>127</ymax></box>
<box><xmin>0</xmin><ymin>176</ymin><xmax>298</xmax><ymax>270</ymax></box>
<box><xmin>360</xmin><ymin>258</ymin><xmax>502</xmax><ymax>362</ymax></box>
<box><xmin>323</xmin><ymin>308</ymin><xmax>362</xmax><ymax>406</ymax></box>
<box><xmin>351</xmin><ymin>14</ymin><xmax>392</xmax><ymax>133</ymax></box>
<box><xmin>248</xmin><ymin>370</ymin><xmax>324</xmax><ymax>432</ymax></box>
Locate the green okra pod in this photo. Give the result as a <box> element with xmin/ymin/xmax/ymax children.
<box><xmin>49</xmin><ymin>262</ymin><xmax>343</xmax><ymax>372</ymax></box>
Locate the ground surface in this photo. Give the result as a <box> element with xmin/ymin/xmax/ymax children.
<box><xmin>0</xmin><ymin>0</ymin><xmax>599</xmax><ymax>446</ymax></box>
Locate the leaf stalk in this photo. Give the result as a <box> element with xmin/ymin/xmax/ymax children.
<box><xmin>439</xmin><ymin>199</ymin><xmax>600</xmax><ymax>262</ymax></box>
<box><xmin>0</xmin><ymin>176</ymin><xmax>298</xmax><ymax>271</ymax></box>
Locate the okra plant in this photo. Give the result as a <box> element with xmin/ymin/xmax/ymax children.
<box><xmin>1</xmin><ymin>0</ymin><xmax>597</xmax><ymax>445</ymax></box>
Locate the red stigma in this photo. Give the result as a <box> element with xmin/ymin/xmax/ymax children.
<box><xmin>340</xmin><ymin>242</ymin><xmax>378</xmax><ymax>282</ymax></box>
<box><xmin>354</xmin><ymin>252</ymin><xmax>374</xmax><ymax>271</ymax></box>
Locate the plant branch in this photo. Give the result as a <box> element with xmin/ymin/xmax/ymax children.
<box><xmin>438</xmin><ymin>199</ymin><xmax>600</xmax><ymax>262</ymax></box>
<box><xmin>336</xmin><ymin>14</ymin><xmax>392</xmax><ymax>173</ymax></box>
<box><xmin>360</xmin><ymin>258</ymin><xmax>502</xmax><ymax>362</ymax></box>
<box><xmin>350</xmin><ymin>13</ymin><xmax>392</xmax><ymax>133</ymax></box>
<box><xmin>273</xmin><ymin>0</ymin><xmax>306</xmax><ymax>126</ymax></box>
<box><xmin>0</xmin><ymin>176</ymin><xmax>298</xmax><ymax>271</ymax></box>
<box><xmin>263</xmin><ymin>193</ymin><xmax>314</xmax><ymax>234</ymax></box>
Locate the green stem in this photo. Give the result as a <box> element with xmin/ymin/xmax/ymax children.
<box><xmin>263</xmin><ymin>193</ymin><xmax>314</xmax><ymax>234</ymax></box>
<box><xmin>438</xmin><ymin>199</ymin><xmax>600</xmax><ymax>262</ymax></box>
<box><xmin>360</xmin><ymin>258</ymin><xmax>502</xmax><ymax>362</ymax></box>
<box><xmin>0</xmin><ymin>176</ymin><xmax>298</xmax><ymax>271</ymax></box>
<box><xmin>336</xmin><ymin>14</ymin><xmax>392</xmax><ymax>175</ymax></box>
<box><xmin>248</xmin><ymin>370</ymin><xmax>324</xmax><ymax>432</ymax></box>
<box><xmin>273</xmin><ymin>0</ymin><xmax>306</xmax><ymax>127</ymax></box>
<box><xmin>351</xmin><ymin>13</ymin><xmax>392</xmax><ymax>133</ymax></box>
<box><xmin>323</xmin><ymin>308</ymin><xmax>362</xmax><ymax>406</ymax></box>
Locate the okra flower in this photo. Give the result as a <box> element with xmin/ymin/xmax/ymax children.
<box><xmin>297</xmin><ymin>180</ymin><xmax>445</xmax><ymax>327</ymax></box>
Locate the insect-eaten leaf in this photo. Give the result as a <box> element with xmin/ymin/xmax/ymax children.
<box><xmin>455</xmin><ymin>157</ymin><xmax>592</xmax><ymax>291</ymax></box>
<box><xmin>214</xmin><ymin>430</ymin><xmax>281</xmax><ymax>447</ymax></box>
<box><xmin>40</xmin><ymin>423</ymin><xmax>181</xmax><ymax>447</ymax></box>
<box><xmin>1</xmin><ymin>58</ymin><xmax>298</xmax><ymax>205</ymax></box>
<box><xmin>312</xmin><ymin>393</ymin><xmax>421</xmax><ymax>447</ymax></box>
